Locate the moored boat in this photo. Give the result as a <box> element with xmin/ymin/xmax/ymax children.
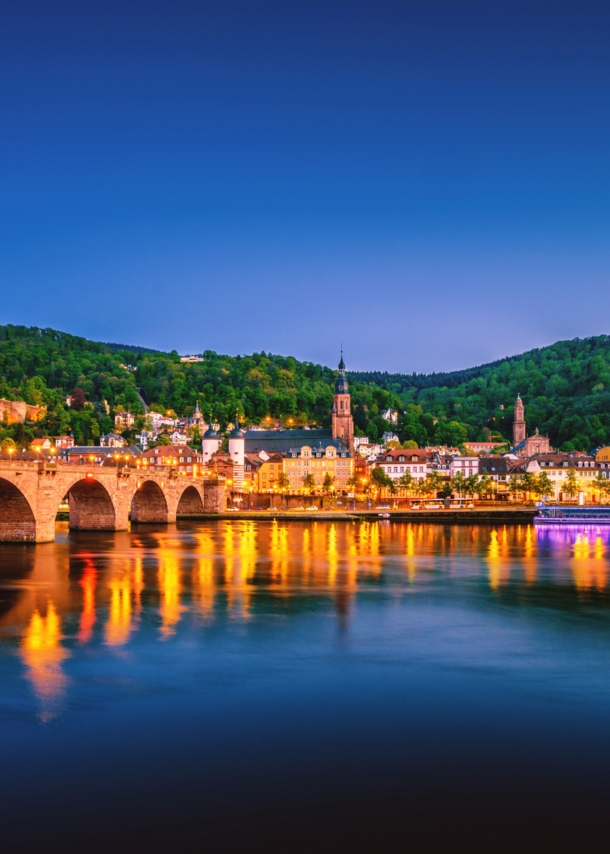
<box><xmin>535</xmin><ymin>504</ymin><xmax>610</xmax><ymax>525</ymax></box>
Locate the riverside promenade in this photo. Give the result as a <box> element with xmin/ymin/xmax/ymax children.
<box><xmin>192</xmin><ymin>507</ymin><xmax>538</xmax><ymax>524</ymax></box>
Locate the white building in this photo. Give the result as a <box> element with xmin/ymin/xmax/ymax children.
<box><xmin>100</xmin><ymin>433</ymin><xmax>127</xmax><ymax>448</ymax></box>
<box><xmin>228</xmin><ymin>420</ymin><xmax>245</xmax><ymax>489</ymax></box>
<box><xmin>356</xmin><ymin>441</ymin><xmax>383</xmax><ymax>459</ymax></box>
<box><xmin>375</xmin><ymin>449</ymin><xmax>432</xmax><ymax>481</ymax></box>
<box><xmin>449</xmin><ymin>456</ymin><xmax>480</xmax><ymax>478</ymax></box>
<box><xmin>149</xmin><ymin>411</ymin><xmax>178</xmax><ymax>430</ymax></box>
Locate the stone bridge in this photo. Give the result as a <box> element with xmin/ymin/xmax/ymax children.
<box><xmin>0</xmin><ymin>460</ymin><xmax>225</xmax><ymax>543</ymax></box>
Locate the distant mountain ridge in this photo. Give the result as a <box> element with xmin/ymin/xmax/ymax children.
<box><xmin>350</xmin><ymin>337</ymin><xmax>610</xmax><ymax>392</ymax></box>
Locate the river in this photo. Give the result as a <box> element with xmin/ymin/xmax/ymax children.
<box><xmin>1</xmin><ymin>520</ymin><xmax>610</xmax><ymax>853</ymax></box>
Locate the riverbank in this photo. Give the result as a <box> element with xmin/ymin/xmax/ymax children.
<box><xmin>180</xmin><ymin>507</ymin><xmax>538</xmax><ymax>523</ymax></box>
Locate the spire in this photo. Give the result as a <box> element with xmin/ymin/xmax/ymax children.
<box><xmin>338</xmin><ymin>345</ymin><xmax>345</xmax><ymax>373</ymax></box>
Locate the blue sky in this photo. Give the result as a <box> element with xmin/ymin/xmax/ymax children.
<box><xmin>1</xmin><ymin>1</ymin><xmax>609</xmax><ymax>372</ymax></box>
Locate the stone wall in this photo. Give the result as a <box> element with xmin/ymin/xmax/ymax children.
<box><xmin>203</xmin><ymin>479</ymin><xmax>226</xmax><ymax>513</ymax></box>
<box><xmin>0</xmin><ymin>399</ymin><xmax>46</xmax><ymax>424</ymax></box>
<box><xmin>0</xmin><ymin>399</ymin><xmax>27</xmax><ymax>424</ymax></box>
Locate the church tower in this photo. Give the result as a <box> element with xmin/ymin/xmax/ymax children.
<box><xmin>513</xmin><ymin>394</ymin><xmax>526</xmax><ymax>445</ymax></box>
<box><xmin>331</xmin><ymin>351</ymin><xmax>354</xmax><ymax>451</ymax></box>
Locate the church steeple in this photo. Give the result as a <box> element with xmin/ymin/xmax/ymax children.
<box><xmin>335</xmin><ymin>348</ymin><xmax>349</xmax><ymax>395</ymax></box>
<box><xmin>513</xmin><ymin>394</ymin><xmax>526</xmax><ymax>445</ymax></box>
<box><xmin>332</xmin><ymin>349</ymin><xmax>353</xmax><ymax>451</ymax></box>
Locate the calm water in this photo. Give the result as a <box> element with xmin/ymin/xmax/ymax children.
<box><xmin>2</xmin><ymin>520</ymin><xmax>610</xmax><ymax>853</ymax></box>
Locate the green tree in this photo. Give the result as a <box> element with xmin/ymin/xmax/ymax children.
<box><xmin>452</xmin><ymin>471</ymin><xmax>466</xmax><ymax>498</ymax></box>
<box><xmin>371</xmin><ymin>466</ymin><xmax>395</xmax><ymax>496</ymax></box>
<box><xmin>563</xmin><ymin>469</ymin><xmax>580</xmax><ymax>501</ymax></box>
<box><xmin>594</xmin><ymin>473</ymin><xmax>610</xmax><ymax>504</ymax></box>
<box><xmin>322</xmin><ymin>472</ymin><xmax>335</xmax><ymax>494</ymax></box>
<box><xmin>477</xmin><ymin>474</ymin><xmax>494</xmax><ymax>498</ymax></box>
<box><xmin>508</xmin><ymin>475</ymin><xmax>524</xmax><ymax>501</ymax></box>
<box><xmin>397</xmin><ymin>470</ymin><xmax>413</xmax><ymax>495</ymax></box>
<box><xmin>346</xmin><ymin>472</ymin><xmax>361</xmax><ymax>493</ymax></box>
<box><xmin>463</xmin><ymin>473</ymin><xmax>480</xmax><ymax>499</ymax></box>
<box><xmin>534</xmin><ymin>472</ymin><xmax>555</xmax><ymax>500</ymax></box>
<box><xmin>440</xmin><ymin>479</ymin><xmax>453</xmax><ymax>498</ymax></box>
<box><xmin>303</xmin><ymin>473</ymin><xmax>316</xmax><ymax>494</ymax></box>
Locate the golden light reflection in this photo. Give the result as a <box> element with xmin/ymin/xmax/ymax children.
<box><xmin>21</xmin><ymin>603</ymin><xmax>68</xmax><ymax>721</ymax></box>
<box><xmin>327</xmin><ymin>524</ymin><xmax>338</xmax><ymax>587</ymax></box>
<box><xmin>222</xmin><ymin>522</ymin><xmax>257</xmax><ymax>617</ymax></box>
<box><xmin>78</xmin><ymin>556</ymin><xmax>97</xmax><ymax>643</ymax></box>
<box><xmin>158</xmin><ymin>547</ymin><xmax>183</xmax><ymax>637</ymax></box>
<box><xmin>572</xmin><ymin>533</ymin><xmax>591</xmax><ymax>591</ymax></box>
<box><xmin>571</xmin><ymin>532</ymin><xmax>608</xmax><ymax>592</ymax></box>
<box><xmin>270</xmin><ymin>521</ymin><xmax>289</xmax><ymax>588</ymax></box>
<box><xmin>487</xmin><ymin>529</ymin><xmax>510</xmax><ymax>590</ymax></box>
<box><xmin>194</xmin><ymin>532</ymin><xmax>216</xmax><ymax>619</ymax></box>
<box><xmin>133</xmin><ymin>556</ymin><xmax>144</xmax><ymax>616</ymax></box>
<box><xmin>405</xmin><ymin>524</ymin><xmax>416</xmax><ymax>582</ymax></box>
<box><xmin>523</xmin><ymin>526</ymin><xmax>537</xmax><ymax>585</ymax></box>
<box><xmin>106</xmin><ymin>576</ymin><xmax>133</xmax><ymax>646</ymax></box>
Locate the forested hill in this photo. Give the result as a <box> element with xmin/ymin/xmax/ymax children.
<box><xmin>352</xmin><ymin>335</ymin><xmax>610</xmax><ymax>451</ymax></box>
<box><xmin>1</xmin><ymin>324</ymin><xmax>610</xmax><ymax>451</ymax></box>
<box><xmin>0</xmin><ymin>325</ymin><xmax>403</xmax><ymax>446</ymax></box>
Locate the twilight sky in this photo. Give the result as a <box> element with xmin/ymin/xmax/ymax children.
<box><xmin>1</xmin><ymin>0</ymin><xmax>609</xmax><ymax>372</ymax></box>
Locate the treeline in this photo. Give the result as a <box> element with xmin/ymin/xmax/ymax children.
<box><xmin>2</xmin><ymin>325</ymin><xmax>610</xmax><ymax>451</ymax></box>
<box><xmin>0</xmin><ymin>325</ymin><xmax>404</xmax><ymax>446</ymax></box>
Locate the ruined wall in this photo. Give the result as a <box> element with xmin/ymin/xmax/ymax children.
<box><xmin>0</xmin><ymin>399</ymin><xmax>46</xmax><ymax>424</ymax></box>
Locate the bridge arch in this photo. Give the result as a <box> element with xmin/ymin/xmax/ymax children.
<box><xmin>0</xmin><ymin>477</ymin><xmax>36</xmax><ymax>541</ymax></box>
<box><xmin>176</xmin><ymin>484</ymin><xmax>204</xmax><ymax>516</ymax></box>
<box><xmin>131</xmin><ymin>480</ymin><xmax>169</xmax><ymax>523</ymax></box>
<box><xmin>66</xmin><ymin>476</ymin><xmax>116</xmax><ymax>531</ymax></box>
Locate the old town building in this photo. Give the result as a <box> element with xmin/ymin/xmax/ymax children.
<box><xmin>138</xmin><ymin>445</ymin><xmax>203</xmax><ymax>476</ymax></box>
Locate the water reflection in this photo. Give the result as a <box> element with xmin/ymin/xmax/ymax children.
<box><xmin>2</xmin><ymin>520</ymin><xmax>610</xmax><ymax>719</ymax></box>
<box><xmin>21</xmin><ymin>603</ymin><xmax>68</xmax><ymax>722</ymax></box>
<box><xmin>158</xmin><ymin>541</ymin><xmax>183</xmax><ymax>637</ymax></box>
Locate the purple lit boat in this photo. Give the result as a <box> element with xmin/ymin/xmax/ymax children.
<box><xmin>534</xmin><ymin>503</ymin><xmax>610</xmax><ymax>526</ymax></box>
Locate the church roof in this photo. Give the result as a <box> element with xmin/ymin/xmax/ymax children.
<box><xmin>244</xmin><ymin>428</ymin><xmax>350</xmax><ymax>454</ymax></box>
